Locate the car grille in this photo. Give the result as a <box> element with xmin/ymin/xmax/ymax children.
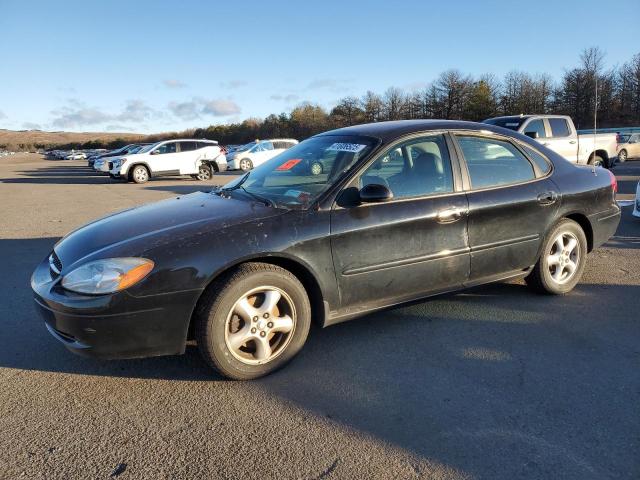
<box><xmin>49</xmin><ymin>251</ymin><xmax>62</xmax><ymax>276</ymax></box>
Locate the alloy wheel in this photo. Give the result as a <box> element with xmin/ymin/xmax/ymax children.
<box><xmin>134</xmin><ymin>167</ymin><xmax>148</xmax><ymax>183</ymax></box>
<box><xmin>197</xmin><ymin>166</ymin><xmax>212</xmax><ymax>180</ymax></box>
<box><xmin>547</xmin><ymin>232</ymin><xmax>580</xmax><ymax>284</ymax></box>
<box><xmin>224</xmin><ymin>286</ymin><xmax>296</xmax><ymax>365</ymax></box>
<box><xmin>619</xmin><ymin>150</ymin><xmax>627</xmax><ymax>162</ymax></box>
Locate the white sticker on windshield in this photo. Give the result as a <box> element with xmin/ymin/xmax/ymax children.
<box><xmin>327</xmin><ymin>142</ymin><xmax>367</xmax><ymax>153</ymax></box>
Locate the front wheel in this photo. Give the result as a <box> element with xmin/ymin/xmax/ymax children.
<box><xmin>526</xmin><ymin>219</ymin><xmax>587</xmax><ymax>295</ymax></box>
<box><xmin>618</xmin><ymin>149</ymin><xmax>627</xmax><ymax>163</ymax></box>
<box><xmin>195</xmin><ymin>263</ymin><xmax>311</xmax><ymax>380</ymax></box>
<box><xmin>130</xmin><ymin>165</ymin><xmax>149</xmax><ymax>184</ymax></box>
<box><xmin>239</xmin><ymin>158</ymin><xmax>253</xmax><ymax>172</ymax></box>
<box><xmin>590</xmin><ymin>155</ymin><xmax>605</xmax><ymax>168</ymax></box>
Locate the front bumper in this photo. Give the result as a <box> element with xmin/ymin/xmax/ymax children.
<box><xmin>31</xmin><ymin>255</ymin><xmax>201</xmax><ymax>359</ymax></box>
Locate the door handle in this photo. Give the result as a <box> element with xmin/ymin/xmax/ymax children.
<box><xmin>436</xmin><ymin>207</ymin><xmax>466</xmax><ymax>223</ymax></box>
<box><xmin>537</xmin><ymin>191</ymin><xmax>558</xmax><ymax>205</ymax></box>
<box><xmin>569</xmin><ymin>140</ymin><xmax>577</xmax><ymax>144</ymax></box>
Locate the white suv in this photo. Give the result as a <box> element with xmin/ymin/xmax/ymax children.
<box><xmin>227</xmin><ymin>139</ymin><xmax>298</xmax><ymax>171</ymax></box>
<box><xmin>110</xmin><ymin>139</ymin><xmax>227</xmax><ymax>183</ymax></box>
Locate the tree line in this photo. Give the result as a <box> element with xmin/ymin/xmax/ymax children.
<box><xmin>21</xmin><ymin>47</ymin><xmax>640</xmax><ymax>151</ymax></box>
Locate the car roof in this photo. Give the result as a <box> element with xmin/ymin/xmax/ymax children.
<box><xmin>161</xmin><ymin>138</ymin><xmax>218</xmax><ymax>144</ymax></box>
<box><xmin>316</xmin><ymin>119</ymin><xmax>514</xmax><ymax>142</ymax></box>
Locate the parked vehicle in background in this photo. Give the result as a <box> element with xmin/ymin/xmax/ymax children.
<box><xmin>32</xmin><ymin>120</ymin><xmax>620</xmax><ymax>379</ymax></box>
<box><xmin>93</xmin><ymin>145</ymin><xmax>147</xmax><ymax>173</ymax></box>
<box><xmin>109</xmin><ymin>139</ymin><xmax>226</xmax><ymax>183</ymax></box>
<box><xmin>634</xmin><ymin>181</ymin><xmax>640</xmax><ymax>218</ymax></box>
<box><xmin>65</xmin><ymin>151</ymin><xmax>87</xmax><ymax>160</ymax></box>
<box><xmin>227</xmin><ymin>139</ymin><xmax>298</xmax><ymax>171</ymax></box>
<box><xmin>617</xmin><ymin>133</ymin><xmax>640</xmax><ymax>163</ymax></box>
<box><xmin>483</xmin><ymin>115</ymin><xmax>618</xmax><ymax>168</ymax></box>
<box><xmin>88</xmin><ymin>144</ymin><xmax>149</xmax><ymax>167</ymax></box>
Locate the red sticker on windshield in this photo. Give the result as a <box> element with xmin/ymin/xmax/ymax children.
<box><xmin>276</xmin><ymin>159</ymin><xmax>302</xmax><ymax>171</ymax></box>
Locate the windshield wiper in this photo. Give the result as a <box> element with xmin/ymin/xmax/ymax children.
<box><xmin>238</xmin><ymin>187</ymin><xmax>273</xmax><ymax>207</ymax></box>
<box><xmin>220</xmin><ymin>171</ymin><xmax>250</xmax><ymax>192</ymax></box>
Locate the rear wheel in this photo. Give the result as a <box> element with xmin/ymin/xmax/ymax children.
<box><xmin>526</xmin><ymin>219</ymin><xmax>587</xmax><ymax>295</ymax></box>
<box><xmin>194</xmin><ymin>164</ymin><xmax>212</xmax><ymax>181</ymax></box>
<box><xmin>618</xmin><ymin>149</ymin><xmax>628</xmax><ymax>163</ymax></box>
<box><xmin>195</xmin><ymin>262</ymin><xmax>311</xmax><ymax>380</ymax></box>
<box><xmin>589</xmin><ymin>154</ymin><xmax>605</xmax><ymax>168</ymax></box>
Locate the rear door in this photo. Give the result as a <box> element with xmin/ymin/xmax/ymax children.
<box><xmin>540</xmin><ymin>117</ymin><xmax>577</xmax><ymax>162</ymax></box>
<box><xmin>330</xmin><ymin>133</ymin><xmax>470</xmax><ymax>310</ymax></box>
<box><xmin>177</xmin><ymin>141</ymin><xmax>199</xmax><ymax>174</ymax></box>
<box><xmin>452</xmin><ymin>133</ymin><xmax>559</xmax><ymax>284</ymax></box>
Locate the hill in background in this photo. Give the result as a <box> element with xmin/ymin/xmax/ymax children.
<box><xmin>0</xmin><ymin>129</ymin><xmax>146</xmax><ymax>151</ymax></box>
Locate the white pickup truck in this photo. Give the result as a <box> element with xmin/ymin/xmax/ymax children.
<box><xmin>483</xmin><ymin>114</ymin><xmax>618</xmax><ymax>168</ymax></box>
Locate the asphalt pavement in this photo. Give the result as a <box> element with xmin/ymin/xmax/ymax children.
<box><xmin>0</xmin><ymin>154</ymin><xmax>638</xmax><ymax>479</ymax></box>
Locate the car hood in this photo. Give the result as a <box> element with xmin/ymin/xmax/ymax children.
<box><xmin>54</xmin><ymin>191</ymin><xmax>284</xmax><ymax>270</ymax></box>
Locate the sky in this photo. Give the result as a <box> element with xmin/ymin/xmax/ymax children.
<box><xmin>0</xmin><ymin>0</ymin><xmax>638</xmax><ymax>134</ymax></box>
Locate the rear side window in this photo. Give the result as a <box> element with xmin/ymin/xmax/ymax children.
<box><xmin>154</xmin><ymin>142</ymin><xmax>177</xmax><ymax>154</ymax></box>
<box><xmin>179</xmin><ymin>141</ymin><xmax>198</xmax><ymax>152</ymax></box>
<box><xmin>521</xmin><ymin>144</ymin><xmax>552</xmax><ymax>175</ymax></box>
<box><xmin>196</xmin><ymin>141</ymin><xmax>215</xmax><ymax>149</ymax></box>
<box><xmin>548</xmin><ymin>118</ymin><xmax>570</xmax><ymax>137</ymax></box>
<box><xmin>457</xmin><ymin>136</ymin><xmax>535</xmax><ymax>189</ymax></box>
<box><xmin>523</xmin><ymin>119</ymin><xmax>546</xmax><ymax>139</ymax></box>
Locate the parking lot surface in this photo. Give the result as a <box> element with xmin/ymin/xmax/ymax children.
<box><xmin>1</xmin><ymin>154</ymin><xmax>638</xmax><ymax>479</ymax></box>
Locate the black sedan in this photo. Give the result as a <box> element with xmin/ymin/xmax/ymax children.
<box><xmin>32</xmin><ymin>120</ymin><xmax>621</xmax><ymax>379</ymax></box>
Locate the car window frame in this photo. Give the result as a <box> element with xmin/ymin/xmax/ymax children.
<box><xmin>450</xmin><ymin>131</ymin><xmax>551</xmax><ymax>192</ymax></box>
<box><xmin>547</xmin><ymin>117</ymin><xmax>571</xmax><ymax>138</ymax></box>
<box><xmin>522</xmin><ymin>118</ymin><xmax>548</xmax><ymax>139</ymax></box>
<box><xmin>332</xmin><ymin>131</ymin><xmax>465</xmax><ymax>208</ymax></box>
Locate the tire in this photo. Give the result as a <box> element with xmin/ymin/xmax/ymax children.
<box><xmin>131</xmin><ymin>165</ymin><xmax>149</xmax><ymax>184</ymax></box>
<box><xmin>195</xmin><ymin>262</ymin><xmax>311</xmax><ymax>380</ymax></box>
<box><xmin>589</xmin><ymin>154</ymin><xmax>604</xmax><ymax>168</ymax></box>
<box><xmin>618</xmin><ymin>149</ymin><xmax>627</xmax><ymax>163</ymax></box>
<box><xmin>525</xmin><ymin>219</ymin><xmax>587</xmax><ymax>295</ymax></box>
<box><xmin>310</xmin><ymin>161</ymin><xmax>323</xmax><ymax>176</ymax></box>
<box><xmin>239</xmin><ymin>158</ymin><xmax>253</xmax><ymax>172</ymax></box>
<box><xmin>195</xmin><ymin>164</ymin><xmax>212</xmax><ymax>181</ymax></box>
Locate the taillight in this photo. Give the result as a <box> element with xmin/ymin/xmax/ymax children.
<box><xmin>607</xmin><ymin>169</ymin><xmax>617</xmax><ymax>193</ymax></box>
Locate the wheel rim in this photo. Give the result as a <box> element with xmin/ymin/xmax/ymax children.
<box><xmin>134</xmin><ymin>167</ymin><xmax>148</xmax><ymax>182</ymax></box>
<box><xmin>547</xmin><ymin>232</ymin><xmax>580</xmax><ymax>284</ymax></box>
<box><xmin>240</xmin><ymin>159</ymin><xmax>251</xmax><ymax>171</ymax></box>
<box><xmin>224</xmin><ymin>286</ymin><xmax>296</xmax><ymax>365</ymax></box>
<box><xmin>593</xmin><ymin>157</ymin><xmax>603</xmax><ymax>167</ymax></box>
<box><xmin>311</xmin><ymin>163</ymin><xmax>322</xmax><ymax>175</ymax></box>
<box><xmin>619</xmin><ymin>150</ymin><xmax>627</xmax><ymax>162</ymax></box>
<box><xmin>198</xmin><ymin>166</ymin><xmax>211</xmax><ymax>180</ymax></box>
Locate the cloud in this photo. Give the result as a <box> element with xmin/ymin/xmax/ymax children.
<box><xmin>163</xmin><ymin>79</ymin><xmax>187</xmax><ymax>89</ymax></box>
<box><xmin>22</xmin><ymin>122</ymin><xmax>41</xmax><ymax>130</ymax></box>
<box><xmin>0</xmin><ymin>110</ymin><xmax>6</xmax><ymax>119</ymax></box>
<box><xmin>270</xmin><ymin>94</ymin><xmax>300</xmax><ymax>103</ymax></box>
<box><xmin>168</xmin><ymin>97</ymin><xmax>241</xmax><ymax>120</ymax></box>
<box><xmin>116</xmin><ymin>99</ymin><xmax>155</xmax><ymax>122</ymax></box>
<box><xmin>105</xmin><ymin>124</ymin><xmax>135</xmax><ymax>132</ymax></box>
<box><xmin>219</xmin><ymin>80</ymin><xmax>247</xmax><ymax>89</ymax></box>
<box><xmin>50</xmin><ymin>98</ymin><xmax>158</xmax><ymax>128</ymax></box>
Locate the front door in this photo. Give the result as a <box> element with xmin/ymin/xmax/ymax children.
<box><xmin>149</xmin><ymin>141</ymin><xmax>179</xmax><ymax>175</ymax></box>
<box><xmin>330</xmin><ymin>133</ymin><xmax>469</xmax><ymax>312</ymax></box>
<box><xmin>452</xmin><ymin>133</ymin><xmax>560</xmax><ymax>283</ymax></box>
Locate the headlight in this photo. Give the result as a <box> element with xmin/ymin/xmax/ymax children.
<box><xmin>61</xmin><ymin>258</ymin><xmax>154</xmax><ymax>294</ymax></box>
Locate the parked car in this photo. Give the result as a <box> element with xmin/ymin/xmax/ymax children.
<box><xmin>88</xmin><ymin>144</ymin><xmax>148</xmax><ymax>168</ymax></box>
<box><xmin>483</xmin><ymin>115</ymin><xmax>618</xmax><ymax>168</ymax></box>
<box><xmin>617</xmin><ymin>133</ymin><xmax>640</xmax><ymax>163</ymax></box>
<box><xmin>634</xmin><ymin>180</ymin><xmax>640</xmax><ymax>218</ymax></box>
<box><xmin>65</xmin><ymin>151</ymin><xmax>87</xmax><ymax>160</ymax></box>
<box><xmin>227</xmin><ymin>139</ymin><xmax>298</xmax><ymax>171</ymax></box>
<box><xmin>31</xmin><ymin>120</ymin><xmax>620</xmax><ymax>379</ymax></box>
<box><xmin>109</xmin><ymin>139</ymin><xmax>227</xmax><ymax>183</ymax></box>
<box><xmin>93</xmin><ymin>145</ymin><xmax>147</xmax><ymax>173</ymax></box>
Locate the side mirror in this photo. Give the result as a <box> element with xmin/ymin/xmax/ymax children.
<box><xmin>150</xmin><ymin>150</ymin><xmax>160</xmax><ymax>155</ymax></box>
<box><xmin>524</xmin><ymin>131</ymin><xmax>539</xmax><ymax>139</ymax></box>
<box><xmin>359</xmin><ymin>183</ymin><xmax>393</xmax><ymax>203</ymax></box>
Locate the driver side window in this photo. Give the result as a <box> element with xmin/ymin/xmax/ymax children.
<box><xmin>359</xmin><ymin>135</ymin><xmax>454</xmax><ymax>199</ymax></box>
<box><xmin>154</xmin><ymin>142</ymin><xmax>177</xmax><ymax>155</ymax></box>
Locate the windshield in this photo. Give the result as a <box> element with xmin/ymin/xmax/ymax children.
<box><xmin>222</xmin><ymin>135</ymin><xmax>377</xmax><ymax>208</ymax></box>
<box><xmin>483</xmin><ymin>117</ymin><xmax>528</xmax><ymax>131</ymax></box>
<box><xmin>235</xmin><ymin>142</ymin><xmax>257</xmax><ymax>153</ymax></box>
<box><xmin>138</xmin><ymin>142</ymin><xmax>161</xmax><ymax>154</ymax></box>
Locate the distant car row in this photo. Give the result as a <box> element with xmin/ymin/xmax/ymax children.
<box><xmin>86</xmin><ymin>138</ymin><xmax>299</xmax><ymax>183</ymax></box>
